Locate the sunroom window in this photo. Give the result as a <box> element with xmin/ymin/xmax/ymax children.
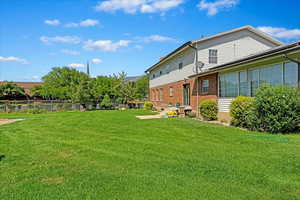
<box><xmin>284</xmin><ymin>62</ymin><xmax>298</xmax><ymax>87</ymax></box>
<box><xmin>219</xmin><ymin>61</ymin><xmax>299</xmax><ymax>98</ymax></box>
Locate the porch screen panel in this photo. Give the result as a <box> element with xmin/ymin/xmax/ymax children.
<box><xmin>284</xmin><ymin>62</ymin><xmax>298</xmax><ymax>87</ymax></box>
<box><xmin>248</xmin><ymin>69</ymin><xmax>259</xmax><ymax>96</ymax></box>
<box><xmin>239</xmin><ymin>71</ymin><xmax>248</xmax><ymax>96</ymax></box>
<box><xmin>219</xmin><ymin>72</ymin><xmax>238</xmax><ymax>97</ymax></box>
<box><xmin>219</xmin><ymin>75</ymin><xmax>225</xmax><ymax>97</ymax></box>
<box><xmin>259</xmin><ymin>64</ymin><xmax>283</xmax><ymax>86</ymax></box>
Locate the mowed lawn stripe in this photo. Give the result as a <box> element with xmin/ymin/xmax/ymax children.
<box><xmin>0</xmin><ymin>110</ymin><xmax>299</xmax><ymax>200</ymax></box>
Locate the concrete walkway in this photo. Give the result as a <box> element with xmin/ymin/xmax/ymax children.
<box><xmin>136</xmin><ymin>111</ymin><xmax>168</xmax><ymax>120</ymax></box>
<box><xmin>0</xmin><ymin>119</ymin><xmax>23</xmax><ymax>126</ymax></box>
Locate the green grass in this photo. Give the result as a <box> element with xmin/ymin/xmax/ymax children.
<box><xmin>1</xmin><ymin>110</ymin><xmax>300</xmax><ymax>200</ymax></box>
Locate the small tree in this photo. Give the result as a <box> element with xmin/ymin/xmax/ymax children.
<box><xmin>101</xmin><ymin>94</ymin><xmax>113</xmax><ymax>109</ymax></box>
<box><xmin>135</xmin><ymin>75</ymin><xmax>149</xmax><ymax>100</ymax></box>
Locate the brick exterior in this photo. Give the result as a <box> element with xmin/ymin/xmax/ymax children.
<box><xmin>150</xmin><ymin>73</ymin><xmax>218</xmax><ymax>111</ymax></box>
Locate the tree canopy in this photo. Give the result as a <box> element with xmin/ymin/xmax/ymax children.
<box><xmin>34</xmin><ymin>67</ymin><xmax>149</xmax><ymax>107</ymax></box>
<box><xmin>0</xmin><ymin>82</ymin><xmax>26</xmax><ymax>100</ymax></box>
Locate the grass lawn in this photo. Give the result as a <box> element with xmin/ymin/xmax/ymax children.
<box><xmin>1</xmin><ymin>110</ymin><xmax>300</xmax><ymax>200</ymax></box>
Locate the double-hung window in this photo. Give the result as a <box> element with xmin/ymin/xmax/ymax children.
<box><xmin>209</xmin><ymin>49</ymin><xmax>218</xmax><ymax>64</ymax></box>
<box><xmin>201</xmin><ymin>80</ymin><xmax>209</xmax><ymax>94</ymax></box>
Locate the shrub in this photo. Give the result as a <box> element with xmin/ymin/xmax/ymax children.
<box><xmin>251</xmin><ymin>85</ymin><xmax>300</xmax><ymax>133</ymax></box>
<box><xmin>27</xmin><ymin>108</ymin><xmax>47</xmax><ymax>114</ymax></box>
<box><xmin>144</xmin><ymin>101</ymin><xmax>153</xmax><ymax>110</ymax></box>
<box><xmin>101</xmin><ymin>94</ymin><xmax>113</xmax><ymax>109</ymax></box>
<box><xmin>230</xmin><ymin>96</ymin><xmax>254</xmax><ymax>128</ymax></box>
<box><xmin>199</xmin><ymin>99</ymin><xmax>218</xmax><ymax>121</ymax></box>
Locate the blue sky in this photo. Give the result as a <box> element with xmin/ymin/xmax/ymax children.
<box><xmin>1</xmin><ymin>0</ymin><xmax>300</xmax><ymax>82</ymax></box>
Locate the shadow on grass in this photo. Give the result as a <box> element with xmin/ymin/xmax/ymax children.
<box><xmin>0</xmin><ymin>155</ymin><xmax>5</xmax><ymax>161</ymax></box>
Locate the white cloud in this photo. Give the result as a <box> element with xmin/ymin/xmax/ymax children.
<box><xmin>40</xmin><ymin>36</ymin><xmax>81</xmax><ymax>44</ymax></box>
<box><xmin>61</xmin><ymin>49</ymin><xmax>80</xmax><ymax>55</ymax></box>
<box><xmin>44</xmin><ymin>19</ymin><xmax>60</xmax><ymax>25</ymax></box>
<box><xmin>141</xmin><ymin>34</ymin><xmax>176</xmax><ymax>42</ymax></box>
<box><xmin>64</xmin><ymin>23</ymin><xmax>79</xmax><ymax>28</ymax></box>
<box><xmin>134</xmin><ymin>45</ymin><xmax>143</xmax><ymax>49</ymax></box>
<box><xmin>0</xmin><ymin>56</ymin><xmax>29</xmax><ymax>64</ymax></box>
<box><xmin>83</xmin><ymin>40</ymin><xmax>131</xmax><ymax>52</ymax></box>
<box><xmin>80</xmin><ymin>19</ymin><xmax>99</xmax><ymax>27</ymax></box>
<box><xmin>68</xmin><ymin>63</ymin><xmax>85</xmax><ymax>68</ymax></box>
<box><xmin>257</xmin><ymin>26</ymin><xmax>300</xmax><ymax>40</ymax></box>
<box><xmin>95</xmin><ymin>0</ymin><xmax>184</xmax><ymax>14</ymax></box>
<box><xmin>65</xmin><ymin>19</ymin><xmax>99</xmax><ymax>27</ymax></box>
<box><xmin>198</xmin><ymin>0</ymin><xmax>238</xmax><ymax>16</ymax></box>
<box><xmin>91</xmin><ymin>58</ymin><xmax>103</xmax><ymax>64</ymax></box>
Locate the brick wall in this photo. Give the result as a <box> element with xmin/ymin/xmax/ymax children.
<box><xmin>150</xmin><ymin>73</ymin><xmax>218</xmax><ymax>111</ymax></box>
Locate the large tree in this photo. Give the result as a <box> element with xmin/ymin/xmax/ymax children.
<box><xmin>41</xmin><ymin>67</ymin><xmax>92</xmax><ymax>108</ymax></box>
<box><xmin>90</xmin><ymin>76</ymin><xmax>116</xmax><ymax>103</ymax></box>
<box><xmin>116</xmin><ymin>72</ymin><xmax>136</xmax><ymax>104</ymax></box>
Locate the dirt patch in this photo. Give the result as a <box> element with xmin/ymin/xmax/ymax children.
<box><xmin>0</xmin><ymin>119</ymin><xmax>24</xmax><ymax>126</ymax></box>
<box><xmin>58</xmin><ymin>152</ymin><xmax>72</xmax><ymax>158</ymax></box>
<box><xmin>41</xmin><ymin>177</ymin><xmax>64</xmax><ymax>184</ymax></box>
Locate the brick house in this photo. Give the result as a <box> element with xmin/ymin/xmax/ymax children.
<box><xmin>0</xmin><ymin>81</ymin><xmax>42</xmax><ymax>100</ymax></box>
<box><xmin>145</xmin><ymin>26</ymin><xmax>287</xmax><ymax>120</ymax></box>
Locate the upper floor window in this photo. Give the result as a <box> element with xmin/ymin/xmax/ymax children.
<box><xmin>179</xmin><ymin>62</ymin><xmax>183</xmax><ymax>70</ymax></box>
<box><xmin>152</xmin><ymin>74</ymin><xmax>156</xmax><ymax>79</ymax></box>
<box><xmin>201</xmin><ymin>80</ymin><xmax>209</xmax><ymax>94</ymax></box>
<box><xmin>159</xmin><ymin>71</ymin><xmax>163</xmax><ymax>76</ymax></box>
<box><xmin>209</xmin><ymin>49</ymin><xmax>218</xmax><ymax>64</ymax></box>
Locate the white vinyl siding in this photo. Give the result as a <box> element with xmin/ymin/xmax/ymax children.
<box><xmin>218</xmin><ymin>98</ymin><xmax>233</xmax><ymax>113</ymax></box>
<box><xmin>149</xmin><ymin>29</ymin><xmax>278</xmax><ymax>88</ymax></box>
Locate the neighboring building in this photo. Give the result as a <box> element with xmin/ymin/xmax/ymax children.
<box><xmin>12</xmin><ymin>82</ymin><xmax>42</xmax><ymax>95</ymax></box>
<box><xmin>0</xmin><ymin>81</ymin><xmax>42</xmax><ymax>100</ymax></box>
<box><xmin>145</xmin><ymin>26</ymin><xmax>283</xmax><ymax>114</ymax></box>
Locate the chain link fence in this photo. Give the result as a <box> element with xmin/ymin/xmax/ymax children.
<box><xmin>0</xmin><ymin>100</ymin><xmax>145</xmax><ymax>113</ymax></box>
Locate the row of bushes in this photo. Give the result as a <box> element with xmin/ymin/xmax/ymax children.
<box><xmin>198</xmin><ymin>85</ymin><xmax>300</xmax><ymax>133</ymax></box>
<box><xmin>230</xmin><ymin>85</ymin><xmax>300</xmax><ymax>133</ymax></box>
<box><xmin>145</xmin><ymin>85</ymin><xmax>300</xmax><ymax>133</ymax></box>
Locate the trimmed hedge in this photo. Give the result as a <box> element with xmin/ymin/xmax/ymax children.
<box><xmin>230</xmin><ymin>85</ymin><xmax>300</xmax><ymax>133</ymax></box>
<box><xmin>251</xmin><ymin>85</ymin><xmax>300</xmax><ymax>133</ymax></box>
<box><xmin>230</xmin><ymin>96</ymin><xmax>254</xmax><ymax>128</ymax></box>
<box><xmin>199</xmin><ymin>99</ymin><xmax>218</xmax><ymax>121</ymax></box>
<box><xmin>144</xmin><ymin>101</ymin><xmax>154</xmax><ymax>110</ymax></box>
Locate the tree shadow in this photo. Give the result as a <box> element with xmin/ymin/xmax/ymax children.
<box><xmin>0</xmin><ymin>155</ymin><xmax>5</xmax><ymax>161</ymax></box>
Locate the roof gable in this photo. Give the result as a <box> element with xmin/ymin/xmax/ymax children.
<box><xmin>145</xmin><ymin>25</ymin><xmax>283</xmax><ymax>73</ymax></box>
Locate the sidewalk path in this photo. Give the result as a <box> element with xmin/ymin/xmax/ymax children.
<box><xmin>0</xmin><ymin>119</ymin><xmax>24</xmax><ymax>126</ymax></box>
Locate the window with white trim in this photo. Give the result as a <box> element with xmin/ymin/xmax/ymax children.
<box><xmin>209</xmin><ymin>49</ymin><xmax>218</xmax><ymax>64</ymax></box>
